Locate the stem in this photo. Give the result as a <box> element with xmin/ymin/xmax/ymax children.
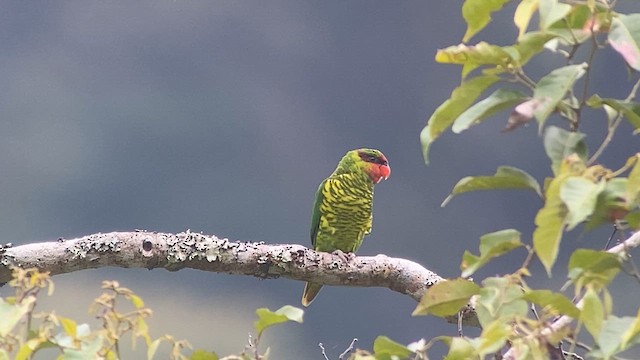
<box><xmin>625</xmin><ymin>77</ymin><xmax>640</xmax><ymax>102</ymax></box>
<box><xmin>588</xmin><ymin>114</ymin><xmax>623</xmax><ymax>164</ymax></box>
<box><xmin>515</xmin><ymin>70</ymin><xmax>537</xmax><ymax>90</ymax></box>
<box><xmin>520</xmin><ymin>245</ymin><xmax>535</xmax><ymax>270</ymax></box>
<box><xmin>587</xmin><ymin>77</ymin><xmax>640</xmax><ymax>164</ymax></box>
<box><xmin>574</xmin><ymin>20</ymin><xmax>599</xmax><ymax>131</ymax></box>
<box><xmin>319</xmin><ymin>343</ymin><xmax>329</xmax><ymax>360</ymax></box>
<box><xmin>338</xmin><ymin>338</ymin><xmax>358</xmax><ymax>360</ymax></box>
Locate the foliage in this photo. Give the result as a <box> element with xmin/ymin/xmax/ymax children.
<box><xmin>409</xmin><ymin>0</ymin><xmax>640</xmax><ymax>358</ymax></box>
<box><xmin>0</xmin><ymin>267</ymin><xmax>303</xmax><ymax>360</ymax></box>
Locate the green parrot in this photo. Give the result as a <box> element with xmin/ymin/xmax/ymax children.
<box><xmin>302</xmin><ymin>148</ymin><xmax>391</xmax><ymax>306</ymax></box>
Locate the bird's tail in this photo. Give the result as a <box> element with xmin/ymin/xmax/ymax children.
<box><xmin>301</xmin><ymin>282</ymin><xmax>323</xmax><ymax>307</ymax></box>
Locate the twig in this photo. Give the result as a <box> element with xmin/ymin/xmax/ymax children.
<box><xmin>514</xmin><ymin>70</ymin><xmax>537</xmax><ymax>91</ymax></box>
<box><xmin>319</xmin><ymin>343</ymin><xmax>329</xmax><ymax>360</ymax></box>
<box><xmin>623</xmin><ymin>255</ymin><xmax>640</xmax><ymax>283</ymax></box>
<box><xmin>338</xmin><ymin>338</ymin><xmax>358</xmax><ymax>360</ymax></box>
<box><xmin>530</xmin><ymin>303</ymin><xmax>540</xmax><ymax>321</ymax></box>
<box><xmin>604</xmin><ymin>225</ymin><xmax>618</xmax><ymax>250</ymax></box>
<box><xmin>562</xmin><ymin>349</ymin><xmax>584</xmax><ymax>360</ymax></box>
<box><xmin>588</xmin><ymin>113</ymin><xmax>624</xmax><ymax>164</ymax></box>
<box><xmin>620</xmin><ymin>234</ymin><xmax>640</xmax><ymax>283</ymax></box>
<box><xmin>253</xmin><ymin>333</ymin><xmax>261</xmax><ymax>360</ymax></box>
<box><xmin>574</xmin><ymin>23</ymin><xmax>599</xmax><ymax>131</ymax></box>
<box><xmin>625</xmin><ymin>77</ymin><xmax>640</xmax><ymax>102</ymax></box>
<box><xmin>521</xmin><ymin>245</ymin><xmax>535</xmax><ymax>269</ymax></box>
<box><xmin>567</xmin><ymin>339</ymin><xmax>591</xmax><ymax>353</ymax></box>
<box><xmin>588</xmin><ymin>77</ymin><xmax>640</xmax><ymax>164</ymax></box>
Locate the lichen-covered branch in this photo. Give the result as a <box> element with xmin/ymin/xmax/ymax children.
<box><xmin>0</xmin><ymin>231</ymin><xmax>471</xmax><ymax>322</ymax></box>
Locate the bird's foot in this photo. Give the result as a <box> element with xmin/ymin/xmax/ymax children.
<box><xmin>331</xmin><ymin>250</ymin><xmax>356</xmax><ymax>263</ymax></box>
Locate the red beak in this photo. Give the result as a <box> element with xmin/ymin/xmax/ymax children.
<box><xmin>380</xmin><ymin>164</ymin><xmax>391</xmax><ymax>180</ymax></box>
<box><xmin>372</xmin><ymin>164</ymin><xmax>390</xmax><ymax>184</ymax></box>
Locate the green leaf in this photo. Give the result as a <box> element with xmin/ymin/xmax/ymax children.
<box><xmin>421</xmin><ymin>75</ymin><xmax>499</xmax><ymax>164</ymax></box>
<box><xmin>626</xmin><ymin>211</ymin><xmax>640</xmax><ymax>230</ymax></box>
<box><xmin>476</xmin><ymin>277</ymin><xmax>528</xmax><ymax>327</ymax></box>
<box><xmin>514</xmin><ymin>0</ymin><xmax>538</xmax><ymax>38</ymax></box>
<box><xmin>452</xmin><ymin>89</ymin><xmax>527</xmax><ymax>133</ymax></box>
<box><xmin>522</xmin><ymin>290</ymin><xmax>580</xmax><ymax>318</ymax></box>
<box><xmin>560</xmin><ymin>177</ymin><xmax>606</xmax><ymax>230</ymax></box>
<box><xmin>512</xmin><ymin>31</ymin><xmax>558</xmax><ymax>66</ymax></box>
<box><xmin>547</xmin><ymin>5</ymin><xmax>600</xmax><ymax>45</ymax></box>
<box><xmin>436</xmin><ymin>42</ymin><xmax>512</xmax><ymax>79</ymax></box>
<box><xmin>436</xmin><ymin>42</ymin><xmax>516</xmax><ymax>67</ymax></box>
<box><xmin>59</xmin><ymin>317</ymin><xmax>77</xmax><ymax>338</ymax></box>
<box><xmin>533</xmin><ymin>155</ymin><xmax>586</xmax><ymax>275</ymax></box>
<box><xmin>585</xmin><ymin>178</ymin><xmax>630</xmax><ymax>231</ymax></box>
<box><xmin>533</xmin><ymin>63</ymin><xmax>587</xmax><ymax>128</ymax></box>
<box><xmin>543</xmin><ymin>125</ymin><xmax>588</xmax><ymax>175</ymax></box>
<box><xmin>59</xmin><ymin>335</ymin><xmax>104</xmax><ymax>360</ymax></box>
<box><xmin>15</xmin><ymin>343</ymin><xmax>35</xmax><ymax>360</ymax></box>
<box><xmin>461</xmin><ymin>229</ymin><xmax>523</xmax><ymax>278</ymax></box>
<box><xmin>443</xmin><ymin>337</ymin><xmax>476</xmax><ymax>360</ymax></box>
<box><xmin>254</xmin><ymin>305</ymin><xmax>304</xmax><ymax>336</ymax></box>
<box><xmin>626</xmin><ymin>154</ymin><xmax>640</xmax><ymax>208</ymax></box>
<box><xmin>351</xmin><ymin>353</ymin><xmax>376</xmax><ymax>360</ymax></box>
<box><xmin>0</xmin><ymin>297</ymin><xmax>34</xmax><ymax>337</ymax></box>
<box><xmin>507</xmin><ymin>340</ymin><xmax>539</xmax><ymax>360</ymax></box>
<box><xmin>52</xmin><ymin>324</ymin><xmax>91</xmax><ymax>351</ymax></box>
<box><xmin>442</xmin><ymin>166</ymin><xmax>542</xmax><ymax>207</ymax></box>
<box><xmin>412</xmin><ymin>278</ymin><xmax>480</xmax><ymax>317</ymax></box>
<box><xmin>130</xmin><ymin>294</ymin><xmax>145</xmax><ymax>309</ymax></box>
<box><xmin>603</xmin><ymin>288</ymin><xmax>613</xmax><ymax>316</ymax></box>
<box><xmin>568</xmin><ymin>249</ymin><xmax>621</xmax><ymax>292</ymax></box>
<box><xmin>372</xmin><ymin>336</ymin><xmax>414</xmax><ymax>358</ymax></box>
<box><xmin>133</xmin><ymin>317</ymin><xmax>151</xmax><ymax>348</ymax></box>
<box><xmin>596</xmin><ymin>316</ymin><xmax>635</xmax><ymax>358</ymax></box>
<box><xmin>538</xmin><ymin>0</ymin><xmax>572</xmax><ymax>30</ymax></box>
<box><xmin>189</xmin><ymin>349</ymin><xmax>219</xmax><ymax>360</ymax></box>
<box><xmin>587</xmin><ymin>95</ymin><xmax>640</xmax><ymax>130</ymax></box>
<box><xmin>419</xmin><ymin>126</ymin><xmax>435</xmax><ymax>166</ymax></box>
<box><xmin>351</xmin><ymin>354</ymin><xmax>376</xmax><ymax>360</ymax></box>
<box><xmin>609</xmin><ymin>14</ymin><xmax>640</xmax><ymax>71</ymax></box>
<box><xmin>473</xmin><ymin>320</ymin><xmax>511</xmax><ymax>356</ymax></box>
<box><xmin>462</xmin><ymin>0</ymin><xmax>511</xmax><ymax>42</ymax></box>
<box><xmin>622</xmin><ymin>308</ymin><xmax>640</xmax><ymax>349</ymax></box>
<box><xmin>581</xmin><ymin>287</ymin><xmax>604</xmax><ymax>339</ymax></box>
<box><xmin>471</xmin><ymin>319</ymin><xmax>513</xmax><ymax>359</ymax></box>
<box><xmin>147</xmin><ymin>338</ymin><xmax>163</xmax><ymax>360</ymax></box>
<box><xmin>446</xmin><ymin>32</ymin><xmax>555</xmax><ymax>76</ymax></box>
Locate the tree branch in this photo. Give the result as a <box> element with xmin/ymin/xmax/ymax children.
<box><xmin>0</xmin><ymin>231</ymin><xmax>477</xmax><ymax>326</ymax></box>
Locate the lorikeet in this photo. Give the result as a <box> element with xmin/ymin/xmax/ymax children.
<box><xmin>301</xmin><ymin>148</ymin><xmax>391</xmax><ymax>306</ymax></box>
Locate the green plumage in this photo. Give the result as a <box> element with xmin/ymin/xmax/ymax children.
<box><xmin>302</xmin><ymin>149</ymin><xmax>389</xmax><ymax>306</ymax></box>
<box><xmin>311</xmin><ymin>172</ymin><xmax>373</xmax><ymax>253</ymax></box>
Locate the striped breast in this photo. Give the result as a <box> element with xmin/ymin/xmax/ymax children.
<box><xmin>315</xmin><ymin>173</ymin><xmax>374</xmax><ymax>253</ymax></box>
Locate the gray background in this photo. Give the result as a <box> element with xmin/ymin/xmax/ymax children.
<box><xmin>1</xmin><ymin>1</ymin><xmax>639</xmax><ymax>358</ymax></box>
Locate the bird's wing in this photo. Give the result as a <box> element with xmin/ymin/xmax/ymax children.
<box><xmin>310</xmin><ymin>178</ymin><xmax>327</xmax><ymax>248</ymax></box>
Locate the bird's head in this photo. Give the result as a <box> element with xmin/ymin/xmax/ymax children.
<box><xmin>342</xmin><ymin>148</ymin><xmax>390</xmax><ymax>184</ymax></box>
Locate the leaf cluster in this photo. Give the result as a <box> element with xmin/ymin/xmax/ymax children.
<box><xmin>0</xmin><ymin>267</ymin><xmax>304</xmax><ymax>360</ymax></box>
<box><xmin>400</xmin><ymin>0</ymin><xmax>640</xmax><ymax>358</ymax></box>
<box><xmin>421</xmin><ymin>0</ymin><xmax>640</xmax><ymax>164</ymax></box>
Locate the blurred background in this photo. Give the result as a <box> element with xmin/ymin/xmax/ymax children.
<box><xmin>1</xmin><ymin>1</ymin><xmax>638</xmax><ymax>358</ymax></box>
